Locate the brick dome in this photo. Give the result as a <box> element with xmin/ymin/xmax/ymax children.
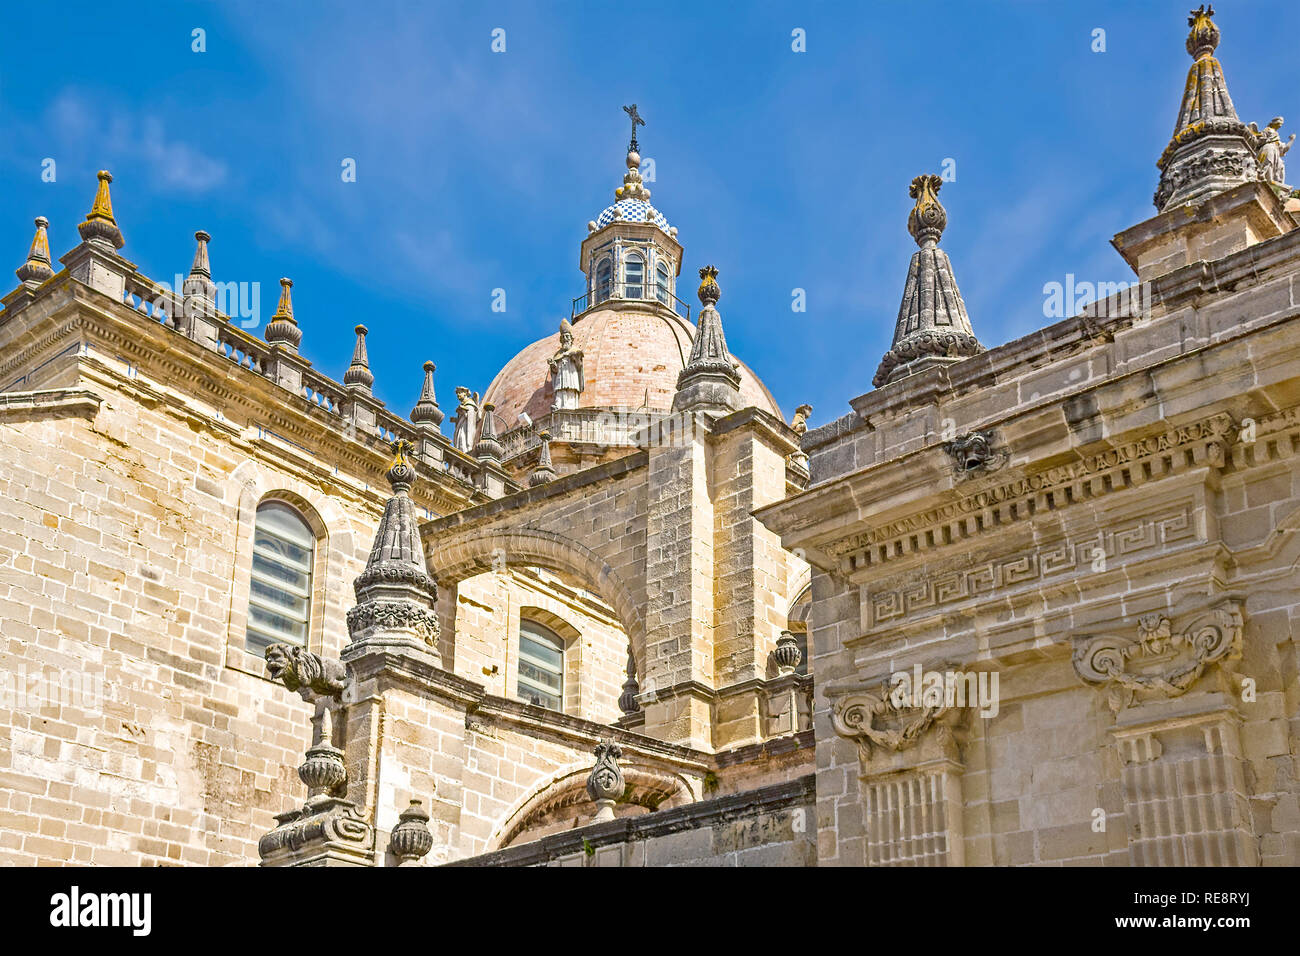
<box><xmin>482</xmin><ymin>305</ymin><xmax>782</xmax><ymax>428</ymax></box>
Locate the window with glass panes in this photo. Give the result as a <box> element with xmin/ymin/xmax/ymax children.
<box><xmin>246</xmin><ymin>501</ymin><xmax>315</xmax><ymax>654</ymax></box>
<box><xmin>623</xmin><ymin>253</ymin><xmax>644</xmax><ymax>299</ymax></box>
<box><xmin>517</xmin><ymin>620</ymin><xmax>564</xmax><ymax>710</ymax></box>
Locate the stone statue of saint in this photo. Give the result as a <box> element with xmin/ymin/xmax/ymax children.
<box><xmin>452</xmin><ymin>387</ymin><xmax>480</xmax><ymax>453</ymax></box>
<box><xmin>1252</xmin><ymin>117</ymin><xmax>1295</xmax><ymax>185</ymax></box>
<box><xmin>547</xmin><ymin>319</ymin><xmax>584</xmax><ymax>410</ymax></box>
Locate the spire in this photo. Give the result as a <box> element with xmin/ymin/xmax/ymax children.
<box><xmin>345</xmin><ymin>439</ymin><xmax>441</xmax><ymax>650</ymax></box>
<box><xmin>473</xmin><ymin>402</ymin><xmax>504</xmax><ymax>461</ymax></box>
<box><xmin>182</xmin><ymin>230</ymin><xmax>217</xmax><ymax>313</ymax></box>
<box><xmin>15</xmin><ymin>217</ymin><xmax>54</xmax><ymax>285</ymax></box>
<box><xmin>528</xmin><ymin>431</ymin><xmax>557</xmax><ymax>487</ymax></box>
<box><xmin>410</xmin><ymin>361</ymin><xmax>444</xmax><ymax>427</ymax></box>
<box><xmin>77</xmin><ymin>170</ymin><xmax>125</xmax><ymax>249</ymax></box>
<box><xmin>1154</xmin><ymin>6</ymin><xmax>1260</xmax><ymax>210</ymax></box>
<box><xmin>672</xmin><ymin>265</ymin><xmax>742</xmax><ymax>415</ymax></box>
<box><xmin>344</xmin><ymin>324</ymin><xmax>374</xmax><ymax>392</ymax></box>
<box><xmin>873</xmin><ymin>176</ymin><xmax>984</xmax><ymax>388</ymax></box>
<box><xmin>265</xmin><ymin>277</ymin><xmax>303</xmax><ymax>350</ymax></box>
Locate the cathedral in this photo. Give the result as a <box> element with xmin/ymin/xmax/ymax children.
<box><xmin>0</xmin><ymin>7</ymin><xmax>1297</xmax><ymax>867</ymax></box>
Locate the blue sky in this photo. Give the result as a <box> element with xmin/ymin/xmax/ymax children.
<box><xmin>1</xmin><ymin>1</ymin><xmax>1296</xmax><ymax>428</ymax></box>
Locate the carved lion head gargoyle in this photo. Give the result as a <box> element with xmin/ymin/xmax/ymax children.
<box><xmin>943</xmin><ymin>430</ymin><xmax>1007</xmax><ymax>478</ymax></box>
<box><xmin>264</xmin><ymin>644</ymin><xmax>347</xmax><ymax>703</ymax></box>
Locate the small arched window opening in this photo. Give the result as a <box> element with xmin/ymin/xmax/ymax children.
<box><xmin>655</xmin><ymin>260</ymin><xmax>671</xmax><ymax>304</ymax></box>
<box><xmin>517</xmin><ymin>619</ymin><xmax>565</xmax><ymax>711</ymax></box>
<box><xmin>595</xmin><ymin>258</ymin><xmax>613</xmax><ymax>304</ymax></box>
<box><xmin>624</xmin><ymin>253</ymin><xmax>644</xmax><ymax>300</ymax></box>
<box><xmin>246</xmin><ymin>501</ymin><xmax>315</xmax><ymax>654</ymax></box>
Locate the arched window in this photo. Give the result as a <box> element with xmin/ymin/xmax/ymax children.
<box><xmin>623</xmin><ymin>253</ymin><xmax>644</xmax><ymax>299</ymax></box>
<box><xmin>595</xmin><ymin>258</ymin><xmax>613</xmax><ymax>304</ymax></box>
<box><xmin>655</xmin><ymin>260</ymin><xmax>671</xmax><ymax>304</ymax></box>
<box><xmin>246</xmin><ymin>501</ymin><xmax>315</xmax><ymax>654</ymax></box>
<box><xmin>517</xmin><ymin>619</ymin><xmax>565</xmax><ymax>710</ymax></box>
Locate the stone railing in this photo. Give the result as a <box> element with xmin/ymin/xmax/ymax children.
<box><xmin>116</xmin><ymin>268</ymin><xmax>496</xmax><ymax>496</ymax></box>
<box><xmin>497</xmin><ymin>407</ymin><xmax>675</xmax><ymax>463</ymax></box>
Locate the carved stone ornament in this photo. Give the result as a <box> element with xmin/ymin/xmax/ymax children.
<box><xmin>943</xmin><ymin>429</ymin><xmax>1007</xmax><ymax>477</ymax></box>
<box><xmin>586</xmin><ymin>738</ymin><xmax>625</xmax><ymax>822</ymax></box>
<box><xmin>1072</xmin><ymin>600</ymin><xmax>1244</xmax><ymax>712</ymax></box>
<box><xmin>258</xmin><ymin>797</ymin><xmax>371</xmax><ymax>864</ymax></box>
<box><xmin>264</xmin><ymin>643</ymin><xmax>347</xmax><ymax>701</ymax></box>
<box><xmin>831</xmin><ymin>680</ymin><xmax>951</xmax><ymax>757</ymax></box>
<box><xmin>388</xmin><ymin>799</ymin><xmax>434</xmax><ymax>865</ymax></box>
<box><xmin>770</xmin><ymin>631</ymin><xmax>803</xmax><ymax>676</ymax></box>
<box><xmin>346</xmin><ymin>600</ymin><xmax>441</xmax><ymax>645</ymax></box>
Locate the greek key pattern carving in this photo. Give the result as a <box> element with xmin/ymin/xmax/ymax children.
<box><xmin>866</xmin><ymin>507</ymin><xmax>1194</xmax><ymax>626</ymax></box>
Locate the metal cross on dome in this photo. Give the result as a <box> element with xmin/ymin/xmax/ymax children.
<box><xmin>623</xmin><ymin>104</ymin><xmax>645</xmax><ymax>153</ymax></box>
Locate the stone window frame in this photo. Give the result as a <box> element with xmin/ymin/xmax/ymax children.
<box><xmin>622</xmin><ymin>250</ymin><xmax>646</xmax><ymax>300</ymax></box>
<box><xmin>513</xmin><ymin>606</ymin><xmax>582</xmax><ymax>718</ymax></box>
<box><xmin>225</xmin><ymin>485</ymin><xmax>336</xmax><ymax>682</ymax></box>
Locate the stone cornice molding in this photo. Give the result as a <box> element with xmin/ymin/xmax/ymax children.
<box><xmin>1072</xmin><ymin>598</ymin><xmax>1245</xmax><ymax>712</ymax></box>
<box><xmin>775</xmin><ymin>413</ymin><xmax>1235</xmax><ymax>573</ymax></box>
<box><xmin>0</xmin><ymin>387</ymin><xmax>101</xmax><ymax>420</ymax></box>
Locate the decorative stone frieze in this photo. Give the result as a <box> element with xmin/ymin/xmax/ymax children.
<box><xmin>825</xmin><ymin>413</ymin><xmax>1235</xmax><ymax>563</ymax></box>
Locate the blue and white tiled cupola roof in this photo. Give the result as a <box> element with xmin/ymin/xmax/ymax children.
<box><xmin>595</xmin><ymin>198</ymin><xmax>672</xmax><ymax>231</ymax></box>
<box><xmin>586</xmin><ymin>145</ymin><xmax>678</xmax><ymax>238</ymax></box>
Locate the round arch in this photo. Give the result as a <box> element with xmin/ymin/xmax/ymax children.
<box><xmin>427</xmin><ymin>527</ymin><xmax>647</xmax><ymax>672</ymax></box>
<box><xmin>487</xmin><ymin>760</ymin><xmax>696</xmax><ymax>851</ymax></box>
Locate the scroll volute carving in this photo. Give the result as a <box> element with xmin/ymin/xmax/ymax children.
<box><xmin>831</xmin><ymin>676</ymin><xmax>968</xmax><ymax>770</ymax></box>
<box><xmin>1072</xmin><ymin>599</ymin><xmax>1245</xmax><ymax>712</ymax></box>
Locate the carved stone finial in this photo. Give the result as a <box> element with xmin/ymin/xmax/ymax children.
<box><xmin>344</xmin><ymin>324</ymin><xmax>375</xmax><ymax>392</ymax></box>
<box><xmin>15</xmin><ymin>217</ymin><xmax>54</xmax><ymax>285</ymax></box>
<box><xmin>528</xmin><ymin>431</ymin><xmax>557</xmax><ymax>487</ymax></box>
<box><xmin>388</xmin><ymin>799</ymin><xmax>434</xmax><ymax>866</ymax></box>
<box><xmin>873</xmin><ymin>176</ymin><xmax>984</xmax><ymax>388</ymax></box>
<box><xmin>473</xmin><ymin>402</ymin><xmax>504</xmax><ymax>462</ymax></box>
<box><xmin>77</xmin><ymin>170</ymin><xmax>125</xmax><ymax>249</ymax></box>
<box><xmin>1154</xmin><ymin>7</ymin><xmax>1259</xmax><ymax>210</ymax></box>
<box><xmin>265</xmin><ymin>277</ymin><xmax>302</xmax><ymax>350</ymax></box>
<box><xmin>907</xmin><ymin>174</ymin><xmax>947</xmax><ymax>246</ymax></box>
<box><xmin>346</xmin><ymin>438</ymin><xmax>441</xmax><ymax>651</ymax></box>
<box><xmin>182</xmin><ymin>230</ymin><xmax>217</xmax><ymax>313</ymax></box>
<box><xmin>618</xmin><ymin>648</ymin><xmax>641</xmax><ymax>715</ymax></box>
<box><xmin>1186</xmin><ymin>4</ymin><xmax>1219</xmax><ymax>59</ymax></box>
<box><xmin>586</xmin><ymin>738</ymin><xmax>625</xmax><ymax>821</ymax></box>
<box><xmin>410</xmin><ymin>361</ymin><xmax>444</xmax><ymax>427</ymax></box>
<box><xmin>386</xmin><ymin>438</ymin><xmax>416</xmax><ymax>493</ymax></box>
<box><xmin>771</xmin><ymin>631</ymin><xmax>803</xmax><ymax>676</ymax></box>
<box><xmin>697</xmin><ymin>264</ymin><xmax>721</xmax><ymax>307</ymax></box>
<box><xmin>674</xmin><ymin>265</ymin><xmax>740</xmax><ymax>415</ymax></box>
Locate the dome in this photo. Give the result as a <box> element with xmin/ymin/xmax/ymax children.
<box><xmin>593</xmin><ymin>199</ymin><xmax>672</xmax><ymax>233</ymax></box>
<box><xmin>482</xmin><ymin>305</ymin><xmax>782</xmax><ymax>428</ymax></box>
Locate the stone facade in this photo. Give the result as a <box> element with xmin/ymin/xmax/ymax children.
<box><xmin>1</xmin><ymin>8</ymin><xmax>1296</xmax><ymax>869</ymax></box>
